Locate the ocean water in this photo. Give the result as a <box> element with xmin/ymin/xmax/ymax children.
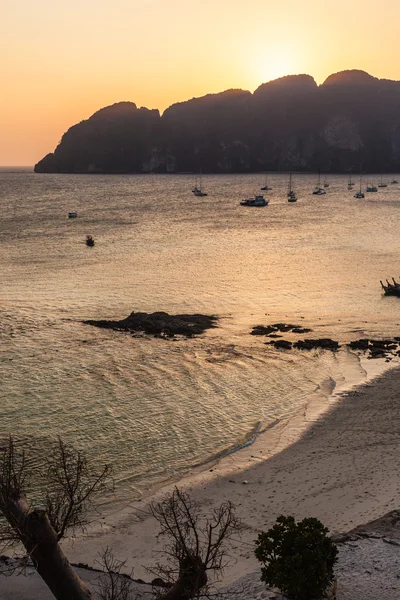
<box><xmin>1</xmin><ymin>171</ymin><xmax>400</xmax><ymax>502</ymax></box>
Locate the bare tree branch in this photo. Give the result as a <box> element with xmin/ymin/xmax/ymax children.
<box><xmin>45</xmin><ymin>437</ymin><xmax>112</xmax><ymax>540</ymax></box>
<box><xmin>0</xmin><ymin>436</ymin><xmax>112</xmax><ymax>600</ymax></box>
<box><xmin>149</xmin><ymin>487</ymin><xmax>241</xmax><ymax>600</ymax></box>
<box><xmin>95</xmin><ymin>546</ymin><xmax>134</xmax><ymax>600</ymax></box>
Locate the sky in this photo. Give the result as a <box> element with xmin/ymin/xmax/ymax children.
<box><xmin>2</xmin><ymin>0</ymin><xmax>400</xmax><ymax>166</ymax></box>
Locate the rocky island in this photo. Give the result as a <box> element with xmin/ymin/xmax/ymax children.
<box><xmin>35</xmin><ymin>70</ymin><xmax>400</xmax><ymax>174</ymax></box>
<box><xmin>83</xmin><ymin>311</ymin><xmax>218</xmax><ymax>338</ymax></box>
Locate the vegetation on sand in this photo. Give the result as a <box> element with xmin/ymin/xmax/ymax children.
<box><xmin>255</xmin><ymin>515</ymin><xmax>338</xmax><ymax>600</ymax></box>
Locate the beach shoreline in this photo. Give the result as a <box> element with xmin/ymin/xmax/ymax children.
<box><xmin>58</xmin><ymin>352</ymin><xmax>400</xmax><ymax>586</ymax></box>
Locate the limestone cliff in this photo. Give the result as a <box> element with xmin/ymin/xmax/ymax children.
<box><xmin>34</xmin><ymin>71</ymin><xmax>400</xmax><ymax>173</ymax></box>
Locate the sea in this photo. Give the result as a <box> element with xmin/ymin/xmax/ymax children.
<box><xmin>1</xmin><ymin>169</ymin><xmax>400</xmax><ymax>506</ymax></box>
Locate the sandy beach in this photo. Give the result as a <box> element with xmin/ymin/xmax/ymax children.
<box><xmin>55</xmin><ymin>358</ymin><xmax>400</xmax><ymax>587</ymax></box>
<box><xmin>2</xmin><ymin>358</ymin><xmax>400</xmax><ymax>599</ymax></box>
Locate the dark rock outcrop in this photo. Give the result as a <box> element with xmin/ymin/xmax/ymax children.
<box><xmin>34</xmin><ymin>70</ymin><xmax>400</xmax><ymax>174</ymax></box>
<box><xmin>35</xmin><ymin>102</ymin><xmax>161</xmax><ymax>174</ymax></box>
<box><xmin>83</xmin><ymin>311</ymin><xmax>217</xmax><ymax>338</ymax></box>
<box><xmin>268</xmin><ymin>339</ymin><xmax>293</xmax><ymax>350</ymax></box>
<box><xmin>293</xmin><ymin>338</ymin><xmax>340</xmax><ymax>351</ymax></box>
<box><xmin>253</xmin><ymin>321</ymin><xmax>400</xmax><ymax>359</ymax></box>
<box><xmin>251</xmin><ymin>323</ymin><xmax>312</xmax><ymax>336</ymax></box>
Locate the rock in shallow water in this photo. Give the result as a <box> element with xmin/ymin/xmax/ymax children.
<box><xmin>83</xmin><ymin>311</ymin><xmax>218</xmax><ymax>338</ymax></box>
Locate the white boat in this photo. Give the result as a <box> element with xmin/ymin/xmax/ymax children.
<box><xmin>287</xmin><ymin>173</ymin><xmax>297</xmax><ymax>202</ymax></box>
<box><xmin>240</xmin><ymin>194</ymin><xmax>269</xmax><ymax>207</ymax></box>
<box><xmin>366</xmin><ymin>184</ymin><xmax>378</xmax><ymax>192</ymax></box>
<box><xmin>312</xmin><ymin>172</ymin><xmax>326</xmax><ymax>195</ymax></box>
<box><xmin>68</xmin><ymin>211</ymin><xmax>78</xmax><ymax>218</ymax></box>
<box><xmin>261</xmin><ymin>173</ymin><xmax>272</xmax><ymax>191</ymax></box>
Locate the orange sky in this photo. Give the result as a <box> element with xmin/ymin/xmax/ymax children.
<box><xmin>2</xmin><ymin>0</ymin><xmax>400</xmax><ymax>165</ymax></box>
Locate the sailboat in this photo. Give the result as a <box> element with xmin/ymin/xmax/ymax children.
<box><xmin>378</xmin><ymin>174</ymin><xmax>387</xmax><ymax>188</ymax></box>
<box><xmin>287</xmin><ymin>173</ymin><xmax>297</xmax><ymax>202</ymax></box>
<box><xmin>323</xmin><ymin>177</ymin><xmax>329</xmax><ymax>188</ymax></box>
<box><xmin>366</xmin><ymin>182</ymin><xmax>378</xmax><ymax>192</ymax></box>
<box><xmin>261</xmin><ymin>173</ymin><xmax>272</xmax><ymax>191</ymax></box>
<box><xmin>354</xmin><ymin>174</ymin><xmax>364</xmax><ymax>198</ymax></box>
<box><xmin>348</xmin><ymin>174</ymin><xmax>355</xmax><ymax>189</ymax></box>
<box><xmin>312</xmin><ymin>171</ymin><xmax>326</xmax><ymax>195</ymax></box>
<box><xmin>192</xmin><ymin>172</ymin><xmax>207</xmax><ymax>197</ymax></box>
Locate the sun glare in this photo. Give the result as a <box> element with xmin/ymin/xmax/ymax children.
<box><xmin>262</xmin><ymin>54</ymin><xmax>297</xmax><ymax>83</ymax></box>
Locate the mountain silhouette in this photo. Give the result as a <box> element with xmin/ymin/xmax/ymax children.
<box><xmin>34</xmin><ymin>70</ymin><xmax>400</xmax><ymax>174</ymax></box>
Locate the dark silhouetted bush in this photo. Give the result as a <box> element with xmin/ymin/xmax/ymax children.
<box><xmin>255</xmin><ymin>515</ymin><xmax>338</xmax><ymax>600</ymax></box>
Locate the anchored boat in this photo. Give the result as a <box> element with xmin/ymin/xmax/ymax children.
<box><xmin>380</xmin><ymin>278</ymin><xmax>400</xmax><ymax>295</ymax></box>
<box><xmin>287</xmin><ymin>173</ymin><xmax>297</xmax><ymax>202</ymax></box>
<box><xmin>240</xmin><ymin>195</ymin><xmax>269</xmax><ymax>207</ymax></box>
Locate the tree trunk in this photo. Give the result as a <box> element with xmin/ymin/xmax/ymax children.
<box><xmin>159</xmin><ymin>555</ymin><xmax>207</xmax><ymax>600</ymax></box>
<box><xmin>8</xmin><ymin>495</ymin><xmax>95</xmax><ymax>600</ymax></box>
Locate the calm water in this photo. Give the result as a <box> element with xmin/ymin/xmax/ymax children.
<box><xmin>1</xmin><ymin>171</ymin><xmax>400</xmax><ymax>501</ymax></box>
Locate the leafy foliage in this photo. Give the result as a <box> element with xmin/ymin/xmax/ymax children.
<box><xmin>255</xmin><ymin>515</ymin><xmax>338</xmax><ymax>600</ymax></box>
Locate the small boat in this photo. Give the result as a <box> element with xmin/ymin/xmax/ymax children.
<box><xmin>354</xmin><ymin>175</ymin><xmax>364</xmax><ymax>198</ymax></box>
<box><xmin>378</xmin><ymin>175</ymin><xmax>387</xmax><ymax>188</ymax></box>
<box><xmin>380</xmin><ymin>279</ymin><xmax>400</xmax><ymax>296</ymax></box>
<box><xmin>287</xmin><ymin>173</ymin><xmax>297</xmax><ymax>202</ymax></box>
<box><xmin>261</xmin><ymin>173</ymin><xmax>272</xmax><ymax>191</ymax></box>
<box><xmin>68</xmin><ymin>211</ymin><xmax>78</xmax><ymax>218</ymax></box>
<box><xmin>240</xmin><ymin>195</ymin><xmax>269</xmax><ymax>207</ymax></box>
<box><xmin>323</xmin><ymin>178</ymin><xmax>329</xmax><ymax>188</ymax></box>
<box><xmin>86</xmin><ymin>235</ymin><xmax>95</xmax><ymax>247</ymax></box>
<box><xmin>366</xmin><ymin>184</ymin><xmax>378</xmax><ymax>192</ymax></box>
<box><xmin>390</xmin><ymin>178</ymin><xmax>398</xmax><ymax>184</ymax></box>
<box><xmin>192</xmin><ymin>175</ymin><xmax>199</xmax><ymax>193</ymax></box>
<box><xmin>192</xmin><ymin>172</ymin><xmax>207</xmax><ymax>196</ymax></box>
<box><xmin>312</xmin><ymin>171</ymin><xmax>326</xmax><ymax>195</ymax></box>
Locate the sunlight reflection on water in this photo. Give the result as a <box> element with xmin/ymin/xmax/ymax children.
<box><xmin>1</xmin><ymin>172</ymin><xmax>400</xmax><ymax>500</ymax></box>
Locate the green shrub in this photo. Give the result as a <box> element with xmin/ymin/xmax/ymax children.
<box><xmin>254</xmin><ymin>515</ymin><xmax>338</xmax><ymax>600</ymax></box>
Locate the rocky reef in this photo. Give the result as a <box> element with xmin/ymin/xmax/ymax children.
<box><xmin>83</xmin><ymin>311</ymin><xmax>218</xmax><ymax>338</ymax></box>
<box><xmin>252</xmin><ymin>322</ymin><xmax>400</xmax><ymax>359</ymax></box>
<box><xmin>35</xmin><ymin>70</ymin><xmax>400</xmax><ymax>174</ymax></box>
